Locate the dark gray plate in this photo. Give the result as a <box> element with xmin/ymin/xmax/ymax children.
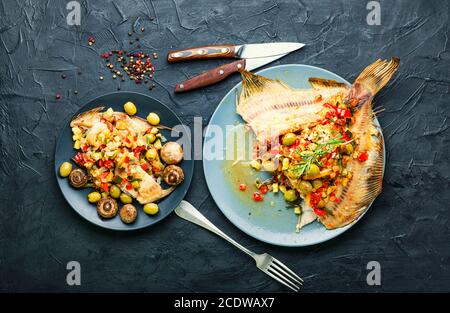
<box><xmin>54</xmin><ymin>92</ymin><xmax>193</xmax><ymax>231</ymax></box>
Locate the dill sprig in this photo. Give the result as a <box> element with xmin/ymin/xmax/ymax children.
<box><xmin>287</xmin><ymin>133</ymin><xmax>346</xmax><ymax>178</ymax></box>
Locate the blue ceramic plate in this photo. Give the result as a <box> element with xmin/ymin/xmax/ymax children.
<box><xmin>55</xmin><ymin>92</ymin><xmax>194</xmax><ymax>231</ymax></box>
<box><xmin>203</xmin><ymin>64</ymin><xmax>384</xmax><ymax>247</ymax></box>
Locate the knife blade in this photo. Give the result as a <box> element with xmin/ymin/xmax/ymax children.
<box><xmin>167</xmin><ymin>42</ymin><xmax>304</xmax><ymax>63</ymax></box>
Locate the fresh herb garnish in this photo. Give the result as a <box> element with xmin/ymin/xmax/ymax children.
<box><xmin>288</xmin><ymin>133</ymin><xmax>346</xmax><ymax>178</ymax></box>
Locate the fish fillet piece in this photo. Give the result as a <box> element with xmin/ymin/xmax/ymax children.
<box><xmin>236</xmin><ymin>71</ymin><xmax>349</xmax><ymax>142</ymax></box>
<box><xmin>70</xmin><ymin>107</ymin><xmax>104</xmax><ymax>128</ymax></box>
<box><xmin>71</xmin><ymin>107</ymin><xmax>151</xmax><ymax>135</ymax></box>
<box><xmin>319</xmin><ymin>58</ymin><xmax>399</xmax><ymax>229</ymax></box>
<box><xmin>119</xmin><ymin>165</ymin><xmax>175</xmax><ymax>204</ymax></box>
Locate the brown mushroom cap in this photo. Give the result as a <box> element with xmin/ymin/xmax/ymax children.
<box><xmin>69</xmin><ymin>168</ymin><xmax>88</xmax><ymax>188</ymax></box>
<box><xmin>160</xmin><ymin>142</ymin><xmax>183</xmax><ymax>165</ymax></box>
<box><xmin>97</xmin><ymin>197</ymin><xmax>118</xmax><ymax>219</ymax></box>
<box><xmin>163</xmin><ymin>165</ymin><xmax>184</xmax><ymax>186</ymax></box>
<box><xmin>119</xmin><ymin>204</ymin><xmax>137</xmax><ymax>224</ymax></box>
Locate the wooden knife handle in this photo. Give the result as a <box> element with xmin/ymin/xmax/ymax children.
<box><xmin>175</xmin><ymin>59</ymin><xmax>245</xmax><ymax>93</ymax></box>
<box><xmin>168</xmin><ymin>44</ymin><xmax>236</xmax><ymax>62</ymax></box>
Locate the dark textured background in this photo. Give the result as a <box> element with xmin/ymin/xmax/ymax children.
<box><xmin>0</xmin><ymin>0</ymin><xmax>449</xmax><ymax>292</ymax></box>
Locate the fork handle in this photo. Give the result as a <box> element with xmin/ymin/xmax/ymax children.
<box><xmin>175</xmin><ymin>201</ymin><xmax>255</xmax><ymax>258</ymax></box>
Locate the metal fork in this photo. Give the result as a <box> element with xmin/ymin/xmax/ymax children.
<box><xmin>175</xmin><ymin>200</ymin><xmax>303</xmax><ymax>292</ymax></box>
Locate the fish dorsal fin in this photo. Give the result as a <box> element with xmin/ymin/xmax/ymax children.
<box><xmin>308</xmin><ymin>78</ymin><xmax>348</xmax><ymax>89</ymax></box>
<box><xmin>239</xmin><ymin>70</ymin><xmax>291</xmax><ymax>99</ymax></box>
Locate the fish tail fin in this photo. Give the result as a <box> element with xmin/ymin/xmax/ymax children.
<box><xmin>347</xmin><ymin>58</ymin><xmax>399</xmax><ymax>108</ymax></box>
<box><xmin>355</xmin><ymin>57</ymin><xmax>400</xmax><ymax>95</ymax></box>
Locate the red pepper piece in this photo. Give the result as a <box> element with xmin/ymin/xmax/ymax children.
<box><xmin>73</xmin><ymin>152</ymin><xmax>85</xmax><ymax>166</ymax></box>
<box><xmin>101</xmin><ymin>182</ymin><xmax>109</xmax><ymax>193</ymax></box>
<box><xmin>260</xmin><ymin>185</ymin><xmax>269</xmax><ymax>194</ymax></box>
<box><xmin>253</xmin><ymin>192</ymin><xmax>263</xmax><ymax>202</ymax></box>
<box><xmin>126</xmin><ymin>184</ymin><xmax>133</xmax><ymax>190</ymax></box>
<box><xmin>104</xmin><ymin>160</ymin><xmax>114</xmax><ymax>169</ymax></box>
<box><xmin>239</xmin><ymin>184</ymin><xmax>247</xmax><ymax>191</ymax></box>
<box><xmin>141</xmin><ymin>163</ymin><xmax>149</xmax><ymax>171</ymax></box>
<box><xmin>314</xmin><ymin>208</ymin><xmax>326</xmax><ymax>216</ymax></box>
<box><xmin>357</xmin><ymin>151</ymin><xmax>369</xmax><ymax>162</ymax></box>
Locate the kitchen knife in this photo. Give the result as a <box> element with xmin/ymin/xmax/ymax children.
<box><xmin>172</xmin><ymin>42</ymin><xmax>305</xmax><ymax>93</ymax></box>
<box><xmin>167</xmin><ymin>42</ymin><xmax>304</xmax><ymax>62</ymax></box>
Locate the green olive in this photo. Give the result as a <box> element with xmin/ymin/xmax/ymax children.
<box><xmin>143</xmin><ymin>203</ymin><xmax>159</xmax><ymax>215</ymax></box>
<box><xmin>145</xmin><ymin>148</ymin><xmax>158</xmax><ymax>160</ymax></box>
<box><xmin>147</xmin><ymin>112</ymin><xmax>160</xmax><ymax>125</ymax></box>
<box><xmin>312</xmin><ymin>179</ymin><xmax>323</xmax><ymax>189</ymax></box>
<box><xmin>110</xmin><ymin>185</ymin><xmax>121</xmax><ymax>198</ymax></box>
<box><xmin>131</xmin><ymin>180</ymin><xmax>140</xmax><ymax>189</ymax></box>
<box><xmin>284</xmin><ymin>189</ymin><xmax>298</xmax><ymax>202</ymax></box>
<box><xmin>123</xmin><ymin>101</ymin><xmax>137</xmax><ymax>116</ymax></box>
<box><xmin>59</xmin><ymin>162</ymin><xmax>73</xmax><ymax>177</ymax></box>
<box><xmin>145</xmin><ymin>133</ymin><xmax>156</xmax><ymax>144</ymax></box>
<box><xmin>87</xmin><ymin>191</ymin><xmax>102</xmax><ymax>203</ymax></box>
<box><xmin>343</xmin><ymin>143</ymin><xmax>354</xmax><ymax>155</ymax></box>
<box><xmin>281</xmin><ymin>133</ymin><xmax>297</xmax><ymax>146</ymax></box>
<box><xmin>119</xmin><ymin>193</ymin><xmax>133</xmax><ymax>204</ymax></box>
<box><xmin>305</xmin><ymin>164</ymin><xmax>320</xmax><ymax>177</ymax></box>
<box><xmin>298</xmin><ymin>181</ymin><xmax>313</xmax><ymax>194</ymax></box>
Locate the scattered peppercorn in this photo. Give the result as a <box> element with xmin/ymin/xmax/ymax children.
<box><xmin>98</xmin><ymin>50</ymin><xmax>156</xmax><ymax>85</ymax></box>
<box><xmin>61</xmin><ymin>74</ymin><xmax>66</xmax><ymax>79</ymax></box>
<box><xmin>74</xmin><ymin>90</ymin><xmax>78</xmax><ymax>95</ymax></box>
<box><xmin>140</xmin><ymin>27</ymin><xmax>145</xmax><ymax>32</ymax></box>
<box><xmin>128</xmin><ymin>32</ymin><xmax>133</xmax><ymax>36</ymax></box>
<box><xmin>55</xmin><ymin>92</ymin><xmax>61</xmax><ymax>100</ymax></box>
<box><xmin>99</xmin><ymin>76</ymin><xmax>104</xmax><ymax>80</ymax></box>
